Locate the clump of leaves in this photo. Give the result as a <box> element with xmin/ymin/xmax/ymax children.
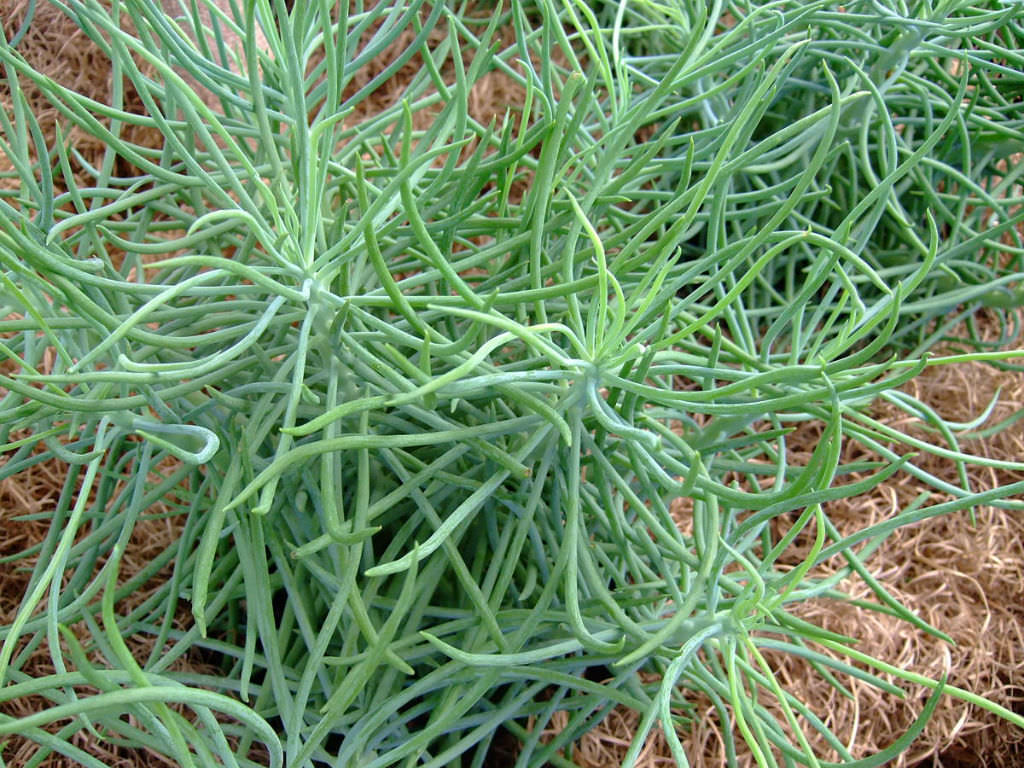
<box><xmin>1</xmin><ymin>1</ymin><xmax>1022</xmax><ymax>767</ymax></box>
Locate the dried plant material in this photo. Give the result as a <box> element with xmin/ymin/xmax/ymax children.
<box><xmin>561</xmin><ymin>324</ymin><xmax>1024</xmax><ymax>768</ymax></box>
<box><xmin>0</xmin><ymin>0</ymin><xmax>162</xmax><ymax>177</ymax></box>
<box><xmin>0</xmin><ymin>447</ymin><xmax>218</xmax><ymax>767</ymax></box>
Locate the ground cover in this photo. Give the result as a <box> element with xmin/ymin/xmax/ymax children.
<box><xmin>1</xmin><ymin>2</ymin><xmax>1023</xmax><ymax>766</ymax></box>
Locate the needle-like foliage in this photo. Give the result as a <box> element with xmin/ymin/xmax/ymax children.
<box><xmin>1</xmin><ymin>1</ymin><xmax>1023</xmax><ymax>766</ymax></box>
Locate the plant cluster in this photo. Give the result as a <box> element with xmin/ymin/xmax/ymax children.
<box><xmin>0</xmin><ymin>1</ymin><xmax>1023</xmax><ymax>766</ymax></box>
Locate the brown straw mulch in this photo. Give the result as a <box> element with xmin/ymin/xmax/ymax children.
<box><xmin>536</xmin><ymin>327</ymin><xmax>1024</xmax><ymax>768</ymax></box>
<box><xmin>1</xmin><ymin>0</ymin><xmax>164</xmax><ymax>179</ymax></box>
<box><xmin>763</xmin><ymin>341</ymin><xmax>1024</xmax><ymax>768</ymax></box>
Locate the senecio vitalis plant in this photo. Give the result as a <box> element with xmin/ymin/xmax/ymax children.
<box><xmin>1</xmin><ymin>0</ymin><xmax>1023</xmax><ymax>766</ymax></box>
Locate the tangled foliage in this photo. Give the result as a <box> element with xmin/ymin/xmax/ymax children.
<box><xmin>1</xmin><ymin>1</ymin><xmax>1023</xmax><ymax>766</ymax></box>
